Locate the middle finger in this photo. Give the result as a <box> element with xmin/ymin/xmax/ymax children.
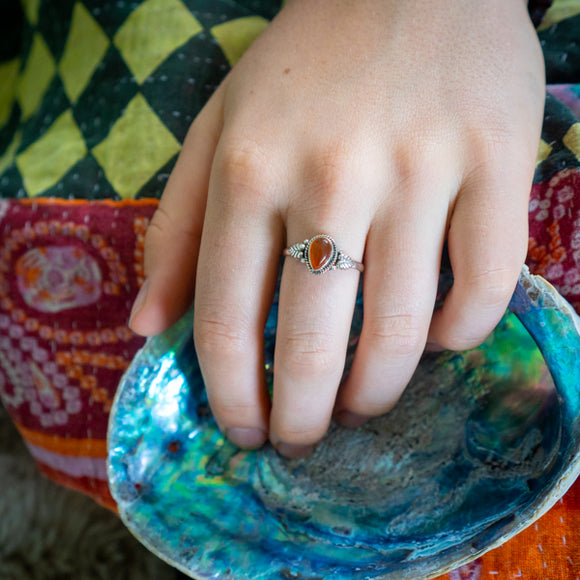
<box><xmin>271</xmin><ymin>212</ymin><xmax>366</xmax><ymax>457</ymax></box>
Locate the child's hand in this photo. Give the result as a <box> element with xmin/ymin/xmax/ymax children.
<box><xmin>129</xmin><ymin>0</ymin><xmax>545</xmax><ymax>458</ymax></box>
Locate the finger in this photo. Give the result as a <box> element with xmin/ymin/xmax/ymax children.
<box><xmin>335</xmin><ymin>192</ymin><xmax>447</xmax><ymax>427</ymax></box>
<box><xmin>193</xmin><ymin>137</ymin><xmax>284</xmax><ymax>450</ymax></box>
<box><xmin>270</xmin><ymin>222</ymin><xmax>365</xmax><ymax>457</ymax></box>
<box><xmin>428</xmin><ymin>166</ymin><xmax>530</xmax><ymax>351</ymax></box>
<box><xmin>129</xmin><ymin>87</ymin><xmax>224</xmax><ymax>336</ymax></box>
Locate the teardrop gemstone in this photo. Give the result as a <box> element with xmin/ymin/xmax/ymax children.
<box><xmin>308</xmin><ymin>237</ymin><xmax>334</xmax><ymax>272</ymax></box>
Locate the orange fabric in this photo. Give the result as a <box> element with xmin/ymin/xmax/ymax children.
<box><xmin>18</xmin><ymin>198</ymin><xmax>160</xmax><ymax>208</ymax></box>
<box><xmin>15</xmin><ymin>422</ymin><xmax>108</xmax><ymax>457</ymax></box>
<box><xmin>433</xmin><ymin>478</ymin><xmax>580</xmax><ymax>579</ymax></box>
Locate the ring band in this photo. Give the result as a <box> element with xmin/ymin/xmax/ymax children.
<box><xmin>283</xmin><ymin>234</ymin><xmax>364</xmax><ymax>275</ymax></box>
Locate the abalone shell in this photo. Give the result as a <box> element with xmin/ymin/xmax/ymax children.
<box><xmin>107</xmin><ymin>266</ymin><xmax>580</xmax><ymax>579</ymax></box>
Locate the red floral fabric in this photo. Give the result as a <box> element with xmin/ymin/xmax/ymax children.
<box><xmin>0</xmin><ymin>198</ymin><xmax>157</xmax><ymax>509</ymax></box>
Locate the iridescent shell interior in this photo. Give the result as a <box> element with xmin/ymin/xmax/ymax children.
<box><xmin>108</xmin><ymin>266</ymin><xmax>580</xmax><ymax>580</ymax></box>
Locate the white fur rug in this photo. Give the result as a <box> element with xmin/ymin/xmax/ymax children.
<box><xmin>0</xmin><ymin>403</ymin><xmax>187</xmax><ymax>580</ymax></box>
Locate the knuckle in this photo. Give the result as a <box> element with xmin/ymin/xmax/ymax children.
<box><xmin>146</xmin><ymin>205</ymin><xmax>200</xmax><ymax>247</ymax></box>
<box><xmin>467</xmin><ymin>120</ymin><xmax>517</xmax><ymax>166</ymax></box>
<box><xmin>279</xmin><ymin>330</ymin><xmax>341</xmax><ymax>379</ymax></box>
<box><xmin>365</xmin><ymin>313</ymin><xmax>426</xmax><ymax>358</ymax></box>
<box><xmin>219</xmin><ymin>138</ymin><xmax>275</xmax><ymax>197</ymax></box>
<box><xmin>210</xmin><ymin>398</ymin><xmax>258</xmax><ymax>426</ymax></box>
<box><xmin>298</xmin><ymin>144</ymin><xmax>361</xmax><ymax>219</ymax></box>
<box><xmin>465</xmin><ymin>266</ymin><xmax>517</xmax><ymax>309</ymax></box>
<box><xmin>309</xmin><ymin>147</ymin><xmax>354</xmax><ymax>196</ymax></box>
<box><xmin>144</xmin><ymin>206</ymin><xmax>173</xmax><ymax>243</ymax></box>
<box><xmin>274</xmin><ymin>422</ymin><xmax>327</xmax><ymax>446</ymax></box>
<box><xmin>194</xmin><ymin>314</ymin><xmax>249</xmax><ymax>356</ymax></box>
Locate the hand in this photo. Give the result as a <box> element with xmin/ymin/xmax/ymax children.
<box><xmin>129</xmin><ymin>0</ymin><xmax>545</xmax><ymax>458</ymax></box>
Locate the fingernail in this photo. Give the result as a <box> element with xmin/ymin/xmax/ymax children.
<box><xmin>226</xmin><ymin>428</ymin><xmax>267</xmax><ymax>449</ymax></box>
<box><xmin>276</xmin><ymin>442</ymin><xmax>316</xmax><ymax>459</ymax></box>
<box><xmin>335</xmin><ymin>410</ymin><xmax>371</xmax><ymax>429</ymax></box>
<box><xmin>425</xmin><ymin>341</ymin><xmax>444</xmax><ymax>352</ymax></box>
<box><xmin>129</xmin><ymin>278</ymin><xmax>150</xmax><ymax>328</ymax></box>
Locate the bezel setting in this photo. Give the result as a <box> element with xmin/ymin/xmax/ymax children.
<box><xmin>305</xmin><ymin>234</ymin><xmax>338</xmax><ymax>274</ymax></box>
<box><xmin>285</xmin><ymin>234</ymin><xmax>362</xmax><ymax>274</ymax></box>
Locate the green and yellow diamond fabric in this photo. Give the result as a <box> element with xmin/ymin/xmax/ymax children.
<box><xmin>0</xmin><ymin>59</ymin><xmax>21</xmax><ymax>127</ymax></box>
<box><xmin>1</xmin><ymin>0</ymin><xmax>580</xmax><ymax>201</ymax></box>
<box><xmin>113</xmin><ymin>0</ymin><xmax>204</xmax><ymax>84</ymax></box>
<box><xmin>17</xmin><ymin>33</ymin><xmax>56</xmax><ymax>122</ymax></box>
<box><xmin>59</xmin><ymin>2</ymin><xmax>110</xmax><ymax>104</ymax></box>
<box><xmin>0</xmin><ymin>0</ymin><xmax>282</xmax><ymax>200</ymax></box>
<box><xmin>16</xmin><ymin>109</ymin><xmax>87</xmax><ymax>196</ymax></box>
<box><xmin>92</xmin><ymin>93</ymin><xmax>181</xmax><ymax>199</ymax></box>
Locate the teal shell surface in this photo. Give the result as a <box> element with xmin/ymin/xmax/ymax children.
<box><xmin>107</xmin><ymin>267</ymin><xmax>580</xmax><ymax>580</ymax></box>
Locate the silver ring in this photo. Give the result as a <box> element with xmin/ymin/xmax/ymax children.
<box><xmin>283</xmin><ymin>234</ymin><xmax>364</xmax><ymax>275</ymax></box>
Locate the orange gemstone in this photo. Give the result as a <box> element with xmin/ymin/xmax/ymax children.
<box><xmin>309</xmin><ymin>237</ymin><xmax>333</xmax><ymax>271</ymax></box>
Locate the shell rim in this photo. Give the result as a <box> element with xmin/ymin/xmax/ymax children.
<box><xmin>107</xmin><ymin>267</ymin><xmax>580</xmax><ymax>580</ymax></box>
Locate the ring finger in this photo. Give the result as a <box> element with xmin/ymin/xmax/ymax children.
<box><xmin>335</xmin><ymin>189</ymin><xmax>449</xmax><ymax>426</ymax></box>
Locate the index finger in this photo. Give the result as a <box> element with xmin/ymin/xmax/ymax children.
<box><xmin>129</xmin><ymin>88</ymin><xmax>224</xmax><ymax>336</ymax></box>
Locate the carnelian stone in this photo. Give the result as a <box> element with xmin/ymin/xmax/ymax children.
<box><xmin>309</xmin><ymin>237</ymin><xmax>333</xmax><ymax>271</ymax></box>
